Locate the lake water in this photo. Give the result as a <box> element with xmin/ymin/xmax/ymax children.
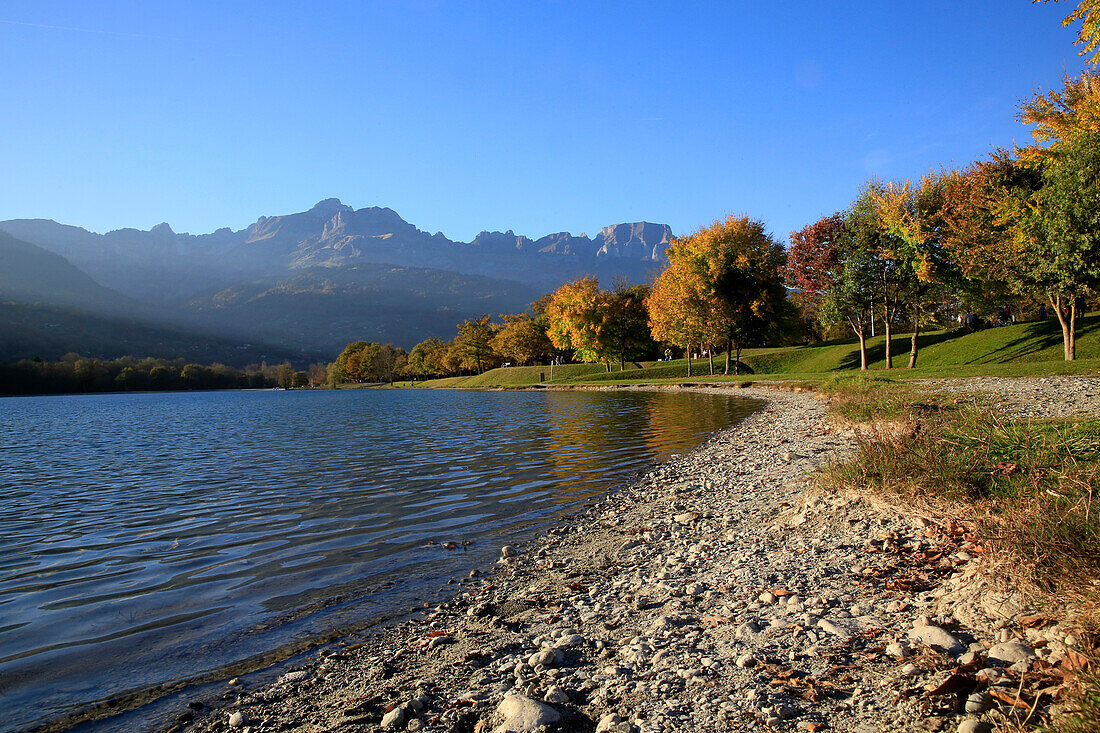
<box><xmin>0</xmin><ymin>388</ymin><xmax>760</xmax><ymax>731</ymax></box>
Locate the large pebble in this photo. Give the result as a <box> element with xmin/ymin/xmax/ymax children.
<box><xmin>494</xmin><ymin>695</ymin><xmax>560</xmax><ymax>733</ymax></box>
<box><xmin>596</xmin><ymin>713</ymin><xmax>632</xmax><ymax>733</ymax></box>
<box><xmin>381</xmin><ymin>707</ymin><xmax>405</xmax><ymax>729</ymax></box>
<box><xmin>907</xmin><ymin>624</ymin><xmax>965</xmax><ymax>655</ymax></box>
<box><xmin>957</xmin><ymin>719</ymin><xmax>993</xmax><ymax>733</ymax></box>
<box><xmin>987</xmin><ymin>641</ymin><xmax>1036</xmax><ymax>666</ymax></box>
<box><xmin>965</xmin><ymin>691</ymin><xmax>993</xmax><ymax>714</ymax></box>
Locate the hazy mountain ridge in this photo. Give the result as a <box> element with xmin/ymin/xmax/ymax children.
<box><xmin>0</xmin><ymin>199</ymin><xmax>672</xmax><ymax>295</ymax></box>
<box><xmin>0</xmin><ymin>230</ymin><xmax>137</xmax><ymax>314</ymax></box>
<box><xmin>0</xmin><ymin>201</ymin><xmax>674</xmax><ymax>355</ymax></box>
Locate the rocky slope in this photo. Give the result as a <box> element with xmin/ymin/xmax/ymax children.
<box><xmin>172</xmin><ymin>381</ymin><xmax>1095</xmax><ymax>733</ymax></box>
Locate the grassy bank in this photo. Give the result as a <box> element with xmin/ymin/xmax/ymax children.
<box><xmin>817</xmin><ymin>375</ymin><xmax>1100</xmax><ymax>731</ymax></box>
<box><xmin>418</xmin><ymin>314</ymin><xmax>1100</xmax><ymax>389</ymax></box>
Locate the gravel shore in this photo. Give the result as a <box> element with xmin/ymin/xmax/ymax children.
<box><xmin>181</xmin><ymin>381</ymin><xmax>1096</xmax><ymax>733</ymax></box>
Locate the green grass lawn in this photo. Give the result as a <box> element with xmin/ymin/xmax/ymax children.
<box><xmin>415</xmin><ymin>313</ymin><xmax>1100</xmax><ymax>389</ymax></box>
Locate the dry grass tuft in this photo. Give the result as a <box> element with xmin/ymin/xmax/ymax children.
<box><xmin>818</xmin><ymin>378</ymin><xmax>1100</xmax><ymax>729</ymax></box>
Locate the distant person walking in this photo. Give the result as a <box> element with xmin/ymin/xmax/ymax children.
<box><xmin>1039</xmin><ymin>303</ymin><xmax>1047</xmax><ymax>320</ymax></box>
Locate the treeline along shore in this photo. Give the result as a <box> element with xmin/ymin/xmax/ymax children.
<box><xmin>0</xmin><ymin>355</ymin><xmax>312</xmax><ymax>396</ymax></box>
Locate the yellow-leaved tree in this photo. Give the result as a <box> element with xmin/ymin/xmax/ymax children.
<box><xmin>648</xmin><ymin>215</ymin><xmax>789</xmax><ymax>375</ymax></box>
<box><xmin>1038</xmin><ymin>0</ymin><xmax>1100</xmax><ymax>65</ymax></box>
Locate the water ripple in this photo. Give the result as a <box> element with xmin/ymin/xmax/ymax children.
<box><xmin>0</xmin><ymin>388</ymin><xmax>759</xmax><ymax>731</ymax></box>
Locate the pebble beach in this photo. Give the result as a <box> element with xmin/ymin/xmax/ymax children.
<box><xmin>181</xmin><ymin>379</ymin><xmax>1100</xmax><ymax>733</ymax></box>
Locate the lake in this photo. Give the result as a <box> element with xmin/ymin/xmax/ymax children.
<box><xmin>0</xmin><ymin>387</ymin><xmax>760</xmax><ymax>731</ymax></box>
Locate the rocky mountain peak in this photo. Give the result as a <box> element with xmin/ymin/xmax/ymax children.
<box><xmin>310</xmin><ymin>198</ymin><xmax>346</xmax><ymax>215</ymax></box>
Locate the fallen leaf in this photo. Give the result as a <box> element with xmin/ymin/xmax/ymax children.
<box><xmin>990</xmin><ymin>689</ymin><xmax>1031</xmax><ymax>710</ymax></box>
<box><xmin>1018</xmin><ymin>614</ymin><xmax>1055</xmax><ymax>629</ymax></box>
<box><xmin>701</xmin><ymin>615</ymin><xmax>732</xmax><ymax>627</ymax></box>
<box><xmin>767</xmin><ymin>588</ymin><xmax>796</xmax><ymax>597</ymax></box>
<box><xmin>1063</xmin><ymin>648</ymin><xmax>1091</xmax><ymax>671</ymax></box>
<box><xmin>924</xmin><ymin>673</ymin><xmax>977</xmax><ymax>697</ymax></box>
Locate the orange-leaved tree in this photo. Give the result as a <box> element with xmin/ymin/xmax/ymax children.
<box><xmin>545</xmin><ymin>277</ymin><xmax>611</xmax><ymax>370</ymax></box>
<box><xmin>646</xmin><ymin>257</ymin><xmax>718</xmax><ymax>376</ymax></box>
<box><xmin>651</xmin><ymin>215</ymin><xmax>788</xmax><ymax>375</ymax></box>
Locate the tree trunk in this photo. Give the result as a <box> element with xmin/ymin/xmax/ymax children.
<box><xmin>707</xmin><ymin>347</ymin><xmax>714</xmax><ymax>375</ymax></box>
<box><xmin>732</xmin><ymin>342</ymin><xmax>742</xmax><ymax>375</ymax></box>
<box><xmin>884</xmin><ymin>299</ymin><xmax>893</xmax><ymax>369</ymax></box>
<box><xmin>1051</xmin><ymin>294</ymin><xmax>1076</xmax><ymax>361</ymax></box>
<box><xmin>686</xmin><ymin>348</ymin><xmax>691</xmax><ymax>378</ymax></box>
<box><xmin>1070</xmin><ymin>301</ymin><xmax>1077</xmax><ymax>360</ymax></box>
<box><xmin>724</xmin><ymin>338</ymin><xmax>732</xmax><ymax>374</ymax></box>
<box><xmin>850</xmin><ymin>317</ymin><xmax>867</xmax><ymax>371</ymax></box>
<box><xmin>907</xmin><ymin>304</ymin><xmax>921</xmax><ymax>369</ymax></box>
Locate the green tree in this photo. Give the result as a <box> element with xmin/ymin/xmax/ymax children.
<box><xmin>604</xmin><ymin>282</ymin><xmax>657</xmax><ymax>371</ymax></box>
<box><xmin>1034</xmin><ymin>128</ymin><xmax>1100</xmax><ymax>358</ymax></box>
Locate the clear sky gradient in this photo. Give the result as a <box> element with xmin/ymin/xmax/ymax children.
<box><xmin>0</xmin><ymin>1</ymin><xmax>1090</xmax><ymax>243</ymax></box>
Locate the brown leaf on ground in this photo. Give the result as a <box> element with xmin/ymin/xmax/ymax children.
<box><xmin>701</xmin><ymin>615</ymin><xmax>732</xmax><ymax>627</ymax></box>
<box><xmin>989</xmin><ymin>689</ymin><xmax>1032</xmax><ymax>710</ymax></box>
<box><xmin>1063</xmin><ymin>648</ymin><xmax>1091</xmax><ymax>671</ymax></box>
<box><xmin>426</xmin><ymin>630</ymin><xmax>450</xmax><ymax>638</ymax></box>
<box><xmin>767</xmin><ymin>588</ymin><xmax>797</xmax><ymax>596</ymax></box>
<box><xmin>923</xmin><ymin>673</ymin><xmax>977</xmax><ymax>697</ymax></box>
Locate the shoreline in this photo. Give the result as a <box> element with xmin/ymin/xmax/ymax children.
<box><xmin>158</xmin><ymin>382</ymin><xmax>1092</xmax><ymax>731</ymax></box>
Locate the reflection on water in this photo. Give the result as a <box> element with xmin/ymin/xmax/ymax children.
<box><xmin>0</xmin><ymin>388</ymin><xmax>759</xmax><ymax>731</ymax></box>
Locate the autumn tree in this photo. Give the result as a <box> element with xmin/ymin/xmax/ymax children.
<box><xmin>1038</xmin><ymin>0</ymin><xmax>1100</xmax><ymax>65</ymax></box>
<box><xmin>872</xmin><ymin>171</ymin><xmax>958</xmax><ymax>368</ymax></box>
<box><xmin>647</xmin><ymin>258</ymin><xmax>714</xmax><ymax>376</ymax></box>
<box><xmin>787</xmin><ymin>214</ymin><xmax>878</xmax><ymax>370</ymax></box>
<box><xmin>331</xmin><ymin>341</ymin><xmax>408</xmax><ymax>382</ymax></box>
<box><xmin>656</xmin><ymin>215</ymin><xmax>789</xmax><ymax>375</ymax></box>
<box><xmin>491</xmin><ymin>312</ymin><xmax>554</xmax><ymax>365</ymax></box>
<box><xmin>940</xmin><ymin>150</ymin><xmax>1046</xmax><ymax>312</ymax></box>
<box><xmin>786</xmin><ymin>213</ymin><xmax>844</xmax><ymax>323</ymax></box>
<box><xmin>456</xmin><ymin>316</ymin><xmax>497</xmax><ymax>374</ymax></box>
<box><xmin>407</xmin><ymin>337</ymin><xmax>450</xmax><ymax>377</ymax></box>
<box><xmin>849</xmin><ymin>182</ymin><xmax>910</xmax><ymax>368</ymax></box>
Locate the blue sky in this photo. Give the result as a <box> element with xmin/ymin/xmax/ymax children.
<box><xmin>0</xmin><ymin>1</ymin><xmax>1090</xmax><ymax>243</ymax></box>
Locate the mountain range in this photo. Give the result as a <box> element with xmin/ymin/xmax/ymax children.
<box><xmin>0</xmin><ymin>200</ymin><xmax>673</xmax><ymax>362</ymax></box>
